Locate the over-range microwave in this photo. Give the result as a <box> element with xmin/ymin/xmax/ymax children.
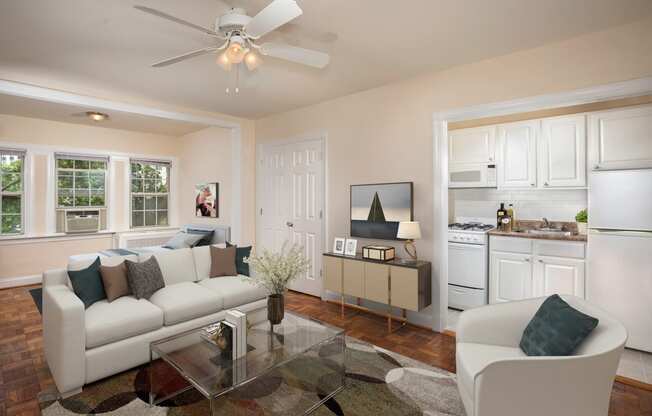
<box><xmin>448</xmin><ymin>163</ymin><xmax>497</xmax><ymax>188</ymax></box>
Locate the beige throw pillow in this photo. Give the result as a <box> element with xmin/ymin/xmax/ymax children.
<box><xmin>210</xmin><ymin>246</ymin><xmax>237</xmax><ymax>277</ymax></box>
<box><xmin>100</xmin><ymin>262</ymin><xmax>131</xmax><ymax>302</ymax></box>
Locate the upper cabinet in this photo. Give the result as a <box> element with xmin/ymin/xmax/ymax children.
<box><xmin>448</xmin><ymin>126</ymin><xmax>495</xmax><ymax>164</ymax></box>
<box><xmin>497</xmin><ymin>121</ymin><xmax>538</xmax><ymax>189</ymax></box>
<box><xmin>539</xmin><ymin>115</ymin><xmax>586</xmax><ymax>188</ymax></box>
<box><xmin>588</xmin><ymin>105</ymin><xmax>652</xmax><ymax>171</ymax></box>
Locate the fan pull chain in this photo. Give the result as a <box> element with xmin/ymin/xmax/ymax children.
<box><xmin>225</xmin><ymin>64</ymin><xmax>241</xmax><ymax>95</ymax></box>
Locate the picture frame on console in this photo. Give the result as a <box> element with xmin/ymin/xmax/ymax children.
<box><xmin>344</xmin><ymin>239</ymin><xmax>358</xmax><ymax>256</ymax></box>
<box><xmin>333</xmin><ymin>237</ymin><xmax>346</xmax><ymax>254</ymax></box>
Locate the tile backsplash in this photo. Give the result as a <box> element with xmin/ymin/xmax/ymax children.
<box><xmin>450</xmin><ymin>188</ymin><xmax>587</xmax><ymax>223</ymax></box>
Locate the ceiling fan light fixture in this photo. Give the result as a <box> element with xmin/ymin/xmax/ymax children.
<box><xmin>226</xmin><ymin>36</ymin><xmax>247</xmax><ymax>64</ymax></box>
<box><xmin>217</xmin><ymin>51</ymin><xmax>232</xmax><ymax>71</ymax></box>
<box><xmin>86</xmin><ymin>111</ymin><xmax>109</xmax><ymax>122</ymax></box>
<box><xmin>244</xmin><ymin>51</ymin><xmax>262</xmax><ymax>70</ymax></box>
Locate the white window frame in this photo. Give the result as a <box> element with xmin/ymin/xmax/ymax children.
<box><xmin>129</xmin><ymin>159</ymin><xmax>171</xmax><ymax>229</ymax></box>
<box><xmin>0</xmin><ymin>148</ymin><xmax>26</xmax><ymax>235</ymax></box>
<box><xmin>55</xmin><ymin>153</ymin><xmax>109</xmax><ymax>211</ymax></box>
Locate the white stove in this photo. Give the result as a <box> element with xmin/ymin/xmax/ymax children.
<box><xmin>447</xmin><ymin>220</ymin><xmax>494</xmax><ymax>310</ymax></box>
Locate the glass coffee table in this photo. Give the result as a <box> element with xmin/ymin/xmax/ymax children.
<box><xmin>149</xmin><ymin>309</ymin><xmax>346</xmax><ymax>415</ymax></box>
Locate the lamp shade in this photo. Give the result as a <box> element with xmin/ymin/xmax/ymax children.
<box><xmin>397</xmin><ymin>221</ymin><xmax>421</xmax><ymax>240</ymax></box>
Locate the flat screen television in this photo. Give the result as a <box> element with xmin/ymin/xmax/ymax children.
<box><xmin>350</xmin><ymin>182</ymin><xmax>413</xmax><ymax>240</ymax></box>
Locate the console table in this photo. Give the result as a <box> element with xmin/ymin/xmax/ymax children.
<box><xmin>322</xmin><ymin>252</ymin><xmax>431</xmax><ymax>332</ymax></box>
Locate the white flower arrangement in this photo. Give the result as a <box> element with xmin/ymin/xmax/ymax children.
<box><xmin>244</xmin><ymin>242</ymin><xmax>310</xmax><ymax>295</ymax></box>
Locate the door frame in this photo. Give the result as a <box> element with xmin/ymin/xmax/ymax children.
<box><xmin>256</xmin><ymin>132</ymin><xmax>328</xmax><ymax>298</ymax></box>
<box><xmin>432</xmin><ymin>76</ymin><xmax>652</xmax><ymax>332</ymax></box>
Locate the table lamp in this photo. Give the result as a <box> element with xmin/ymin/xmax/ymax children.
<box><xmin>397</xmin><ymin>221</ymin><xmax>421</xmax><ymax>260</ymax></box>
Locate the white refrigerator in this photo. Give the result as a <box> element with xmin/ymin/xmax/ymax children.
<box><xmin>587</xmin><ymin>169</ymin><xmax>652</xmax><ymax>352</ymax></box>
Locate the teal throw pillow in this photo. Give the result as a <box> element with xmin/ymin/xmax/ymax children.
<box><xmin>226</xmin><ymin>242</ymin><xmax>252</xmax><ymax>276</ymax></box>
<box><xmin>68</xmin><ymin>257</ymin><xmax>106</xmax><ymax>309</ymax></box>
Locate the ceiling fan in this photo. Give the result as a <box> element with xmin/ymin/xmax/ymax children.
<box><xmin>134</xmin><ymin>0</ymin><xmax>331</xmax><ymax>72</ymax></box>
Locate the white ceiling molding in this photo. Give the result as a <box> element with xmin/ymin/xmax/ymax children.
<box><xmin>0</xmin><ymin>79</ymin><xmax>240</xmax><ymax>129</ymax></box>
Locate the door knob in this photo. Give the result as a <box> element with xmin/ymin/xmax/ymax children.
<box><xmin>286</xmin><ymin>222</ymin><xmax>294</xmax><ymax>227</ymax></box>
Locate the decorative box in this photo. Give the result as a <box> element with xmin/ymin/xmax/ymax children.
<box><xmin>362</xmin><ymin>245</ymin><xmax>395</xmax><ymax>261</ymax></box>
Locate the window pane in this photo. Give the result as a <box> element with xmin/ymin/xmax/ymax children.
<box><xmin>90</xmin><ymin>191</ymin><xmax>105</xmax><ymax>207</ymax></box>
<box><xmin>132</xmin><ymin>211</ymin><xmax>144</xmax><ymax>227</ymax></box>
<box><xmin>75</xmin><ymin>194</ymin><xmax>90</xmax><ymax>206</ymax></box>
<box><xmin>144</xmin><ymin>196</ymin><xmax>156</xmax><ymax>210</ymax></box>
<box><xmin>156</xmin><ymin>196</ymin><xmax>168</xmax><ymax>210</ymax></box>
<box><xmin>143</xmin><ymin>165</ymin><xmax>159</xmax><ymax>179</ymax></box>
<box><xmin>2</xmin><ymin>173</ymin><xmax>21</xmax><ymax>192</ymax></box>
<box><xmin>1</xmin><ymin>196</ymin><xmax>20</xmax><ymax>214</ymax></box>
<box><xmin>155</xmin><ymin>180</ymin><xmax>168</xmax><ymax>193</ymax></box>
<box><xmin>89</xmin><ymin>172</ymin><xmax>105</xmax><ymax>190</ymax></box>
<box><xmin>57</xmin><ymin>159</ymin><xmax>74</xmax><ymax>169</ymax></box>
<box><xmin>158</xmin><ymin>210</ymin><xmax>168</xmax><ymax>226</ymax></box>
<box><xmin>145</xmin><ymin>211</ymin><xmax>157</xmax><ymax>226</ymax></box>
<box><xmin>74</xmin><ymin>171</ymin><xmax>89</xmax><ymax>189</ymax></box>
<box><xmin>131</xmin><ymin>179</ymin><xmax>143</xmax><ymax>193</ymax></box>
<box><xmin>144</xmin><ymin>179</ymin><xmax>156</xmax><ymax>193</ymax></box>
<box><xmin>131</xmin><ymin>163</ymin><xmax>143</xmax><ymax>178</ymax></box>
<box><xmin>1</xmin><ymin>214</ymin><xmax>21</xmax><ymax>234</ymax></box>
<box><xmin>1</xmin><ymin>157</ymin><xmax>22</xmax><ymax>173</ymax></box>
<box><xmin>58</xmin><ymin>190</ymin><xmax>73</xmax><ymax>207</ymax></box>
<box><xmin>58</xmin><ymin>172</ymin><xmax>73</xmax><ymax>189</ymax></box>
<box><xmin>131</xmin><ymin>196</ymin><xmax>143</xmax><ymax>210</ymax></box>
<box><xmin>74</xmin><ymin>160</ymin><xmax>90</xmax><ymax>170</ymax></box>
<box><xmin>90</xmin><ymin>161</ymin><xmax>106</xmax><ymax>170</ymax></box>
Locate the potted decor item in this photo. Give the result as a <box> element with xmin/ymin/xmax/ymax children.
<box><xmin>575</xmin><ymin>209</ymin><xmax>588</xmax><ymax>235</ymax></box>
<box><xmin>245</xmin><ymin>243</ymin><xmax>310</xmax><ymax>325</ymax></box>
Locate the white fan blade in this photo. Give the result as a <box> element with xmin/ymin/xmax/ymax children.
<box><xmin>245</xmin><ymin>0</ymin><xmax>302</xmax><ymax>39</ymax></box>
<box><xmin>134</xmin><ymin>6</ymin><xmax>221</xmax><ymax>37</ymax></box>
<box><xmin>260</xmin><ymin>42</ymin><xmax>330</xmax><ymax>68</ymax></box>
<box><xmin>152</xmin><ymin>47</ymin><xmax>218</xmax><ymax>67</ymax></box>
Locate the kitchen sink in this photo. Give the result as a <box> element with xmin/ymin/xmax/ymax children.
<box><xmin>515</xmin><ymin>228</ymin><xmax>572</xmax><ymax>237</ymax></box>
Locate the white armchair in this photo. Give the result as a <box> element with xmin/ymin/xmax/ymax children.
<box><xmin>456</xmin><ymin>296</ymin><xmax>626</xmax><ymax>416</ymax></box>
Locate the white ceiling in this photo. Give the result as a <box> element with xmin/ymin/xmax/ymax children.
<box><xmin>0</xmin><ymin>0</ymin><xmax>651</xmax><ymax>119</ymax></box>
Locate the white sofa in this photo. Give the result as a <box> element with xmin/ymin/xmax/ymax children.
<box><xmin>456</xmin><ymin>296</ymin><xmax>627</xmax><ymax>416</ymax></box>
<box><xmin>42</xmin><ymin>246</ymin><xmax>267</xmax><ymax>397</ymax></box>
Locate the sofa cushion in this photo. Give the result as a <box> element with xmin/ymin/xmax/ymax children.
<box><xmin>100</xmin><ymin>262</ymin><xmax>131</xmax><ymax>302</ymax></box>
<box><xmin>192</xmin><ymin>244</ymin><xmax>227</xmax><ymax>280</ymax></box>
<box><xmin>68</xmin><ymin>257</ymin><xmax>106</xmax><ymax>309</ymax></box>
<box><xmin>125</xmin><ymin>257</ymin><xmax>165</xmax><ymax>300</ymax></box>
<box><xmin>456</xmin><ymin>342</ymin><xmax>525</xmax><ymax>397</ymax></box>
<box><xmin>139</xmin><ymin>248</ymin><xmax>197</xmax><ymax>285</ymax></box>
<box><xmin>198</xmin><ymin>276</ymin><xmax>266</xmax><ymax>309</ymax></box>
<box><xmin>148</xmin><ymin>282</ymin><xmax>223</xmax><ymax>325</ymax></box>
<box><xmin>85</xmin><ymin>296</ymin><xmax>164</xmax><ymax>349</ymax></box>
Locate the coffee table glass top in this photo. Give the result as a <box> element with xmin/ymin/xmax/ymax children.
<box><xmin>149</xmin><ymin>310</ymin><xmax>345</xmax><ymax>401</ymax></box>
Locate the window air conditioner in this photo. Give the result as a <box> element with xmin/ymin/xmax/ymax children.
<box><xmin>65</xmin><ymin>210</ymin><xmax>100</xmax><ymax>233</ymax></box>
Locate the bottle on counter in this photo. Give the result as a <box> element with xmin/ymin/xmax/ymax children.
<box><xmin>507</xmin><ymin>204</ymin><xmax>516</xmax><ymax>229</ymax></box>
<box><xmin>497</xmin><ymin>202</ymin><xmax>506</xmax><ymax>227</ymax></box>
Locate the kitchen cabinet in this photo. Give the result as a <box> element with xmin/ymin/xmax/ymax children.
<box><xmin>489</xmin><ymin>236</ymin><xmax>586</xmax><ymax>303</ymax></box>
<box><xmin>497</xmin><ymin>121</ymin><xmax>538</xmax><ymax>188</ymax></box>
<box><xmin>448</xmin><ymin>126</ymin><xmax>496</xmax><ymax>164</ymax></box>
<box><xmin>539</xmin><ymin>115</ymin><xmax>586</xmax><ymax>187</ymax></box>
<box><xmin>588</xmin><ymin>104</ymin><xmax>652</xmax><ymax>171</ymax></box>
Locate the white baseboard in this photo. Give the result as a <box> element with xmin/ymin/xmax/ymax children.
<box><xmin>0</xmin><ymin>274</ymin><xmax>42</xmax><ymax>289</ymax></box>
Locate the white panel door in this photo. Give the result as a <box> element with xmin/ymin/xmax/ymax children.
<box><xmin>533</xmin><ymin>256</ymin><xmax>585</xmax><ymax>298</ymax></box>
<box><xmin>258</xmin><ymin>139</ymin><xmax>324</xmax><ymax>297</ymax></box>
<box><xmin>448</xmin><ymin>126</ymin><xmax>496</xmax><ymax>164</ymax></box>
<box><xmin>588</xmin><ymin>105</ymin><xmax>652</xmax><ymax>171</ymax></box>
<box><xmin>539</xmin><ymin>115</ymin><xmax>586</xmax><ymax>187</ymax></box>
<box><xmin>490</xmin><ymin>251</ymin><xmax>533</xmax><ymax>303</ymax></box>
<box><xmin>497</xmin><ymin>121</ymin><xmax>538</xmax><ymax>189</ymax></box>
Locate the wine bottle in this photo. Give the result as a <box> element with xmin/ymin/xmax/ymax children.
<box><xmin>497</xmin><ymin>202</ymin><xmax>506</xmax><ymax>227</ymax></box>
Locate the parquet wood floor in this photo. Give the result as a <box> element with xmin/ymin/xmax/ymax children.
<box><xmin>0</xmin><ymin>285</ymin><xmax>650</xmax><ymax>415</ymax></box>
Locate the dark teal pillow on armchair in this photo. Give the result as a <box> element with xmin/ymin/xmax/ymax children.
<box><xmin>226</xmin><ymin>242</ymin><xmax>252</xmax><ymax>276</ymax></box>
<box><xmin>68</xmin><ymin>257</ymin><xmax>106</xmax><ymax>309</ymax></box>
<box><xmin>520</xmin><ymin>294</ymin><xmax>599</xmax><ymax>356</ymax></box>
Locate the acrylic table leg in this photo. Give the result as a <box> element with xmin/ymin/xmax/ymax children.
<box><xmin>148</xmin><ymin>348</ymin><xmax>154</xmax><ymax>406</ymax></box>
<box><xmin>340</xmin><ymin>294</ymin><xmax>344</xmax><ymax>318</ymax></box>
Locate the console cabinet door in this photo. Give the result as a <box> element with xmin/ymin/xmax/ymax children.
<box><xmin>343</xmin><ymin>259</ymin><xmax>365</xmax><ymax>298</ymax></box>
<box><xmin>449</xmin><ymin>126</ymin><xmax>496</xmax><ymax>164</ymax></box>
<box><xmin>539</xmin><ymin>115</ymin><xmax>586</xmax><ymax>188</ymax></box>
<box><xmin>390</xmin><ymin>266</ymin><xmax>419</xmax><ymax>311</ymax></box>
<box><xmin>533</xmin><ymin>256</ymin><xmax>585</xmax><ymax>298</ymax></box>
<box><xmin>490</xmin><ymin>252</ymin><xmax>533</xmax><ymax>303</ymax></box>
<box><xmin>364</xmin><ymin>263</ymin><xmax>389</xmax><ymax>304</ymax></box>
<box><xmin>323</xmin><ymin>256</ymin><xmax>342</xmax><ymax>293</ymax></box>
<box><xmin>497</xmin><ymin>121</ymin><xmax>538</xmax><ymax>189</ymax></box>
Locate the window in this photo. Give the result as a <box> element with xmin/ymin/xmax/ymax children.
<box><xmin>130</xmin><ymin>160</ymin><xmax>170</xmax><ymax>228</ymax></box>
<box><xmin>56</xmin><ymin>155</ymin><xmax>108</xmax><ymax>208</ymax></box>
<box><xmin>0</xmin><ymin>149</ymin><xmax>25</xmax><ymax>235</ymax></box>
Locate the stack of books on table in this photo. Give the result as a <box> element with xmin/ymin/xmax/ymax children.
<box><xmin>201</xmin><ymin>309</ymin><xmax>248</xmax><ymax>361</ymax></box>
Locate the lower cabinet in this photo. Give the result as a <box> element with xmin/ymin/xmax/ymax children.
<box><xmin>489</xmin><ymin>236</ymin><xmax>586</xmax><ymax>303</ymax></box>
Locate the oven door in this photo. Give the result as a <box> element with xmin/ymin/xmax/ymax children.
<box><xmin>448</xmin><ymin>242</ymin><xmax>487</xmax><ymax>289</ymax></box>
<box><xmin>448</xmin><ymin>163</ymin><xmax>496</xmax><ymax>188</ymax></box>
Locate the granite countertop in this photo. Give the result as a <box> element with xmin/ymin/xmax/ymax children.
<box><xmin>488</xmin><ymin>220</ymin><xmax>587</xmax><ymax>242</ymax></box>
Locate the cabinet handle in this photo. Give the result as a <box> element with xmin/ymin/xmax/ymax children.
<box><xmin>489</xmin><ymin>157</ymin><xmax>493</xmax><ymax>162</ymax></box>
<box><xmin>525</xmin><ymin>258</ymin><xmax>530</xmax><ymax>262</ymax></box>
<box><xmin>538</xmin><ymin>259</ymin><xmax>543</xmax><ymax>263</ymax></box>
<box><xmin>530</xmin><ymin>183</ymin><xmax>535</xmax><ymax>187</ymax></box>
<box><xmin>594</xmin><ymin>164</ymin><xmax>600</xmax><ymax>170</ymax></box>
<box><xmin>544</xmin><ymin>182</ymin><xmax>549</xmax><ymax>187</ymax></box>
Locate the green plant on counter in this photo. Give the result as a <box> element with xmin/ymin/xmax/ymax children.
<box><xmin>575</xmin><ymin>209</ymin><xmax>588</xmax><ymax>223</ymax></box>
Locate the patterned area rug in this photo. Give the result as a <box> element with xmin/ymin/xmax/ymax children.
<box><xmin>39</xmin><ymin>338</ymin><xmax>465</xmax><ymax>415</ymax></box>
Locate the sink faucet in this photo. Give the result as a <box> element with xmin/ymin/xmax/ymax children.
<box><xmin>542</xmin><ymin>217</ymin><xmax>550</xmax><ymax>228</ymax></box>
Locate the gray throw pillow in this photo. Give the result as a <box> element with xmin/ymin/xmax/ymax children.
<box><xmin>125</xmin><ymin>257</ymin><xmax>165</xmax><ymax>299</ymax></box>
<box><xmin>163</xmin><ymin>232</ymin><xmax>204</xmax><ymax>249</ymax></box>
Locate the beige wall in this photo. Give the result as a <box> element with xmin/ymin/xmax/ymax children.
<box><xmin>255</xmin><ymin>17</ymin><xmax>652</xmax><ymax>326</ymax></box>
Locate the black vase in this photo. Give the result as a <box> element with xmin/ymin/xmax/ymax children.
<box><xmin>267</xmin><ymin>294</ymin><xmax>285</xmax><ymax>325</ymax></box>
